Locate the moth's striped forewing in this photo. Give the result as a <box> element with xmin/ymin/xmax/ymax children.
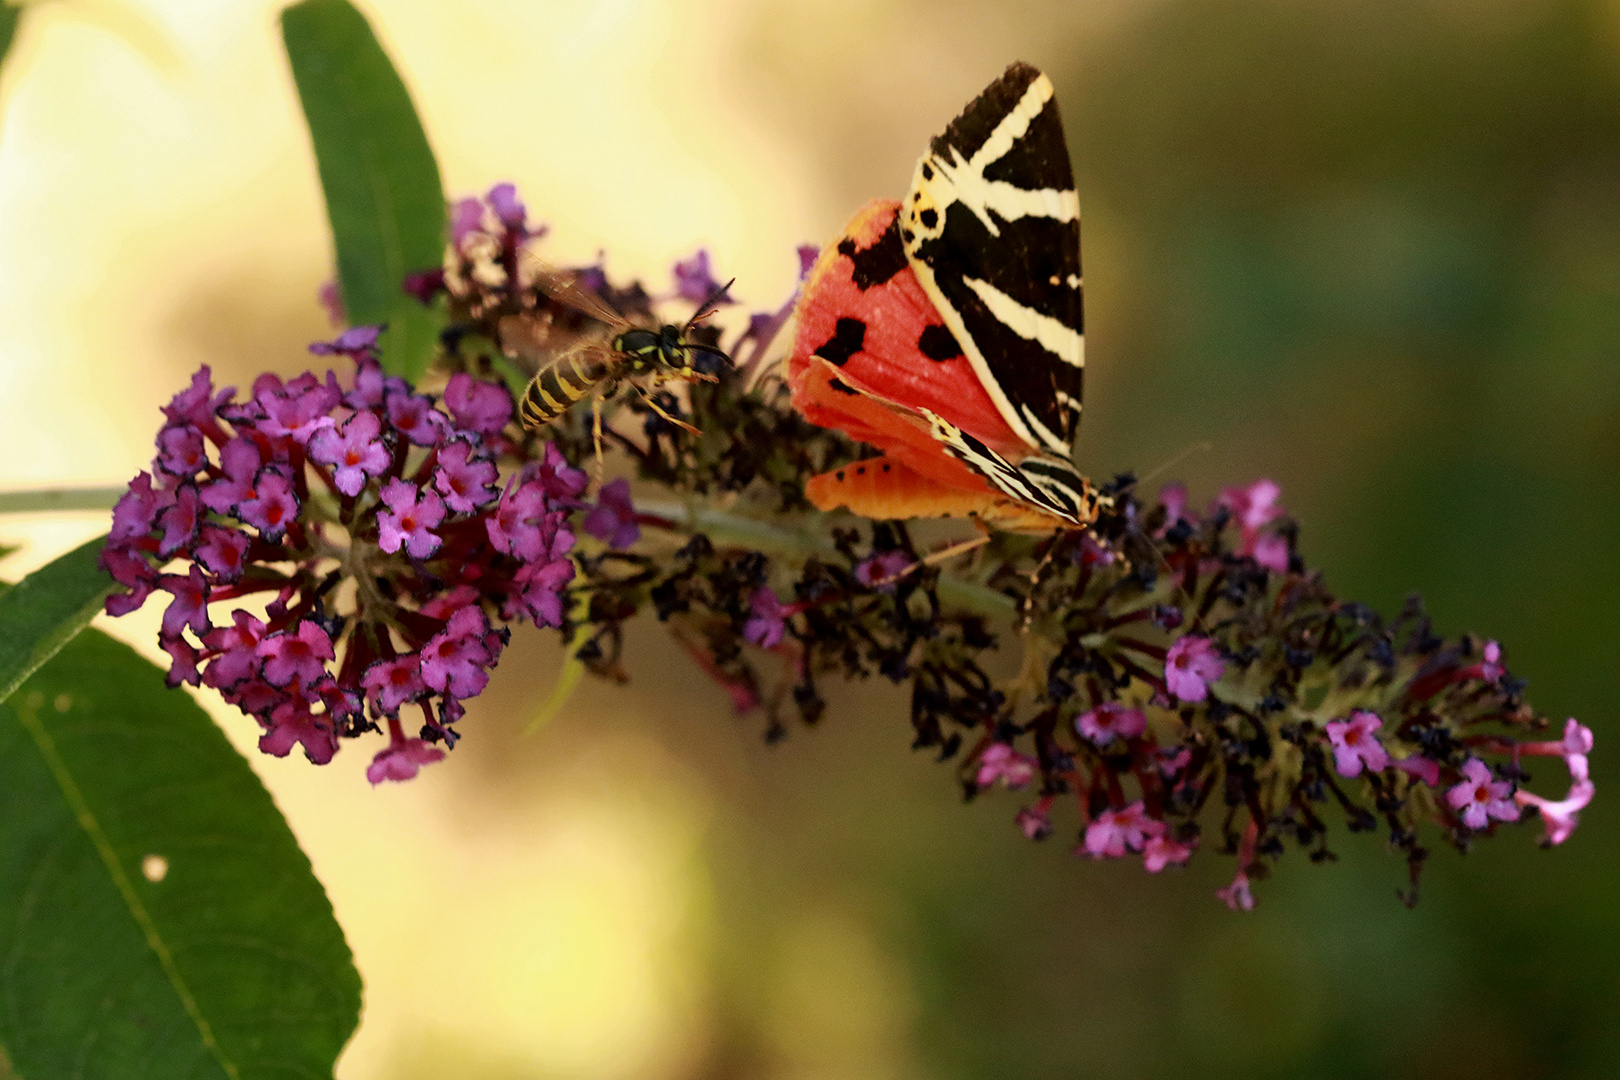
<box><xmin>899</xmin><ymin>61</ymin><xmax>1085</xmax><ymax>457</ymax></box>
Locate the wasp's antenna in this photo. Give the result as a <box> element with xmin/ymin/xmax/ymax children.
<box><xmin>685</xmin><ymin>278</ymin><xmax>737</xmax><ymax>331</ymax></box>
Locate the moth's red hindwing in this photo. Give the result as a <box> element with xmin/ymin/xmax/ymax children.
<box><xmin>791</xmin><ymin>200</ymin><xmax>1028</xmax><ymax>458</ymax></box>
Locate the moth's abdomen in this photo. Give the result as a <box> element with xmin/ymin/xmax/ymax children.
<box><xmin>804</xmin><ymin>451</ymin><xmax>1077</xmax><ymax>534</ymax></box>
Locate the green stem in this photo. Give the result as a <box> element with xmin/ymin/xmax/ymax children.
<box><xmin>0</xmin><ymin>487</ymin><xmax>127</xmax><ymax>514</ymax></box>
<box><xmin>636</xmin><ymin>499</ymin><xmax>1018</xmax><ymax>620</ymax></box>
<box><xmin>0</xmin><ymin>487</ymin><xmax>1018</xmax><ymax>619</ymax></box>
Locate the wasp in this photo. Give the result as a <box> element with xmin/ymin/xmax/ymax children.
<box><xmin>514</xmin><ymin>275</ymin><xmax>734</xmax><ymax>447</ymax></box>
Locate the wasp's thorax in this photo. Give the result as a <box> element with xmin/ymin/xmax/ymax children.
<box><xmin>613</xmin><ymin>324</ymin><xmax>701</xmax><ymax>376</ymax></box>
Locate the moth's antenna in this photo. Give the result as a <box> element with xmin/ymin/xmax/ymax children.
<box><xmin>1138</xmin><ymin>440</ymin><xmax>1214</xmax><ymax>489</ymax></box>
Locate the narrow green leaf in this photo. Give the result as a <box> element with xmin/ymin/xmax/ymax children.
<box><xmin>0</xmin><ymin>630</ymin><xmax>361</xmax><ymax>1078</ymax></box>
<box><xmin>525</xmin><ymin>653</ymin><xmax>585</xmax><ymax>733</ymax></box>
<box><xmin>282</xmin><ymin>0</ymin><xmax>446</xmax><ymax>382</ymax></box>
<box><xmin>0</xmin><ymin>534</ymin><xmax>111</xmax><ymax>707</ymax></box>
<box><xmin>524</xmin><ymin>589</ymin><xmax>592</xmax><ymax>733</ymax></box>
<box><xmin>0</xmin><ymin>6</ymin><xmax>22</xmax><ymax>68</ymax></box>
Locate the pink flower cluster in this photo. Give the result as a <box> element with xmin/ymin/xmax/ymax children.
<box><xmin>1081</xmin><ymin>802</ymin><xmax>1197</xmax><ymax>872</ymax></box>
<box><xmin>1157</xmin><ymin>477</ymin><xmax>1291</xmax><ymax>573</ymax></box>
<box><xmin>952</xmin><ymin>475</ymin><xmax>1600</xmax><ymax>905</ymax></box>
<box><xmin>975</xmin><ymin>718</ymin><xmax>1199</xmax><ymax>878</ymax></box>
<box><xmin>1319</xmin><ymin>704</ymin><xmax>1594</xmax><ymax>845</ymax></box>
<box><xmin>100</xmin><ymin>332</ymin><xmax>605</xmax><ymax>782</ymax></box>
<box><xmin>1321</xmin><ymin>702</ymin><xmax>1600</xmax><ymax>841</ymax></box>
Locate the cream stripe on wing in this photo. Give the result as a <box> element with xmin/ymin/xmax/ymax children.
<box><xmin>964</xmin><ymin>76</ymin><xmax>1051</xmax><ymax>177</ymax></box>
<box><xmin>962</xmin><ymin>275</ymin><xmax>1084</xmax><ymax>368</ymax></box>
<box><xmin>931</xmin><ymin>75</ymin><xmax>1080</xmax><ymax>235</ymax></box>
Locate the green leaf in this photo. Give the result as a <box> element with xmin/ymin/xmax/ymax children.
<box><xmin>0</xmin><ymin>6</ymin><xmax>22</xmax><ymax>68</ymax></box>
<box><xmin>0</xmin><ymin>534</ymin><xmax>112</xmax><ymax>707</ymax></box>
<box><xmin>282</xmin><ymin>0</ymin><xmax>446</xmax><ymax>382</ymax></box>
<box><xmin>524</xmin><ymin>586</ymin><xmax>591</xmax><ymax>734</ymax></box>
<box><xmin>0</xmin><ymin>630</ymin><xmax>361</xmax><ymax>1078</ymax></box>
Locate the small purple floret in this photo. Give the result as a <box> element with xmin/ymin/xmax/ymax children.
<box><xmin>672</xmin><ymin>248</ymin><xmax>731</xmax><ymax>305</ymax></box>
<box><xmin>258</xmin><ymin>620</ymin><xmax>335</xmax><ymax>688</ymax></box>
<box><xmin>443</xmin><ymin>372</ymin><xmax>513</xmax><ymax>435</ymax></box>
<box><xmin>743</xmin><ymin>587</ymin><xmax>786</xmax><ymax>648</ymax></box>
<box><xmin>309</xmin><ymin>409</ymin><xmax>392</xmax><ymax>497</ymax></box>
<box><xmin>377</xmin><ymin>478</ymin><xmax>446</xmax><ymax>559</ymax></box>
<box><xmin>1076</xmin><ymin>702</ymin><xmax>1147</xmax><ymax>746</ymax></box>
<box><xmin>1447</xmin><ymin>758</ymin><xmax>1520</xmax><ymax>830</ymax></box>
<box><xmin>583</xmin><ymin>479</ymin><xmax>640</xmax><ymax>549</ymax></box>
<box><xmin>976</xmin><ymin>743</ymin><xmax>1036</xmax><ymax>790</ymax></box>
<box><xmin>1324</xmin><ymin>710</ymin><xmax>1391</xmax><ymax>777</ymax></box>
<box><xmin>1164</xmin><ymin>635</ymin><xmax>1225</xmax><ymax>702</ymax></box>
<box><xmin>367</xmin><ymin>737</ymin><xmax>446</xmax><ymax>784</ymax></box>
<box><xmin>239</xmin><ymin>470</ymin><xmax>299</xmax><ymax>540</ymax></box>
<box><xmin>853</xmin><ymin>550</ymin><xmax>911</xmax><ymax>590</ymax></box>
<box><xmin>486</xmin><ymin>182</ymin><xmax>527</xmax><ymax>232</ymax></box>
<box><xmin>433</xmin><ymin>440</ymin><xmax>500</xmax><ymax>514</ymax></box>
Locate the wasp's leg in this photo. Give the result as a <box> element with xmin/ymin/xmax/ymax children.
<box><xmin>636</xmin><ymin>385</ymin><xmax>702</xmax><ymax>435</ymax></box>
<box><xmin>591</xmin><ymin>393</ymin><xmax>606</xmax><ymax>484</ymax></box>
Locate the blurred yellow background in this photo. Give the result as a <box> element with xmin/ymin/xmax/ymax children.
<box><xmin>3</xmin><ymin>0</ymin><xmax>1620</xmax><ymax>1077</ymax></box>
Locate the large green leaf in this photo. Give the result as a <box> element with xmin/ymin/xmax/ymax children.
<box><xmin>282</xmin><ymin>0</ymin><xmax>446</xmax><ymax>382</ymax></box>
<box><xmin>0</xmin><ymin>534</ymin><xmax>112</xmax><ymax>706</ymax></box>
<box><xmin>0</xmin><ymin>630</ymin><xmax>361</xmax><ymax>1078</ymax></box>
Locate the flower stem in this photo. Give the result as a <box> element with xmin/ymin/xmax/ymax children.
<box><xmin>635</xmin><ymin>499</ymin><xmax>1017</xmax><ymax>620</ymax></box>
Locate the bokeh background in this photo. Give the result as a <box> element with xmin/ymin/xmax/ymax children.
<box><xmin>2</xmin><ymin>0</ymin><xmax>1618</xmax><ymax>1076</ymax></box>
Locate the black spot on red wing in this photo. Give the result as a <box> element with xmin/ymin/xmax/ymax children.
<box><xmin>828</xmin><ymin>378</ymin><xmax>859</xmax><ymax>396</ymax></box>
<box><xmin>917</xmin><ymin>324</ymin><xmax>961</xmax><ymax>361</ymax></box>
<box><xmin>919</xmin><ymin>208</ymin><xmax>938</xmax><ymax>230</ymax></box>
<box><xmin>856</xmin><ymin>466</ymin><xmax>866</xmax><ymax>475</ymax></box>
<box><xmin>881</xmin><ymin>463</ymin><xmax>891</xmax><ymax>472</ymax></box>
<box><xmin>837</xmin><ymin>217</ymin><xmax>909</xmax><ymax>290</ymax></box>
<box><xmin>816</xmin><ymin>318</ymin><xmax>867</xmax><ymax>366</ymax></box>
<box><xmin>835</xmin><ymin>470</ymin><xmax>846</xmax><ymax>481</ymax></box>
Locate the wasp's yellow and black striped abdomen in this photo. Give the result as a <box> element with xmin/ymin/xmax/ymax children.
<box><xmin>517</xmin><ymin>347</ymin><xmax>625</xmax><ymax>429</ymax></box>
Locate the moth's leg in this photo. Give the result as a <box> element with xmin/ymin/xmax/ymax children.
<box><xmin>862</xmin><ymin>535</ymin><xmax>992</xmax><ymax>590</ymax></box>
<box><xmin>1016</xmin><ymin>535</ymin><xmax>1062</xmax><ymax>631</ymax></box>
<box><xmin>927</xmin><ymin>534</ymin><xmax>992</xmax><ymax>566</ymax></box>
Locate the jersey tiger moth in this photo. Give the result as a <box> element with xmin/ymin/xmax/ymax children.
<box><xmin>789</xmin><ymin>62</ymin><xmax>1102</xmax><ymax>533</ymax></box>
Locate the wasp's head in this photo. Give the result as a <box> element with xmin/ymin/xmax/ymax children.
<box><xmin>657</xmin><ymin>324</ymin><xmax>696</xmax><ymax>374</ymax></box>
